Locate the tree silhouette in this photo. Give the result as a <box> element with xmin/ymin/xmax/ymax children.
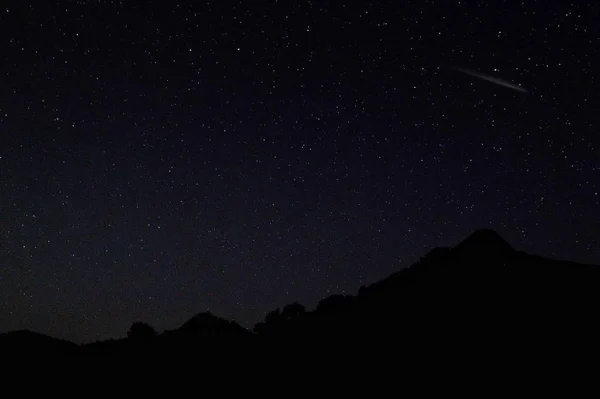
<box><xmin>316</xmin><ymin>295</ymin><xmax>352</xmax><ymax>313</ymax></box>
<box><xmin>265</xmin><ymin>308</ymin><xmax>282</xmax><ymax>323</ymax></box>
<box><xmin>281</xmin><ymin>302</ymin><xmax>305</xmax><ymax>321</ymax></box>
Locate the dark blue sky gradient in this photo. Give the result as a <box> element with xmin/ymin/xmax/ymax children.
<box><xmin>1</xmin><ymin>1</ymin><xmax>598</xmax><ymax>343</ymax></box>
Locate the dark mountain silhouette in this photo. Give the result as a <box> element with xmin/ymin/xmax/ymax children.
<box><xmin>82</xmin><ymin>311</ymin><xmax>253</xmax><ymax>356</ymax></box>
<box><xmin>452</xmin><ymin>227</ymin><xmax>515</xmax><ymax>261</ymax></box>
<box><xmin>2</xmin><ymin>229</ymin><xmax>599</xmax><ymax>359</ymax></box>
<box><xmin>155</xmin><ymin>311</ymin><xmax>254</xmax><ymax>355</ymax></box>
<box><xmin>0</xmin><ymin>330</ymin><xmax>81</xmax><ymax>355</ymax></box>
<box><xmin>176</xmin><ymin>311</ymin><xmax>251</xmax><ymax>337</ymax></box>
<box><xmin>127</xmin><ymin>321</ymin><xmax>157</xmax><ymax>340</ymax></box>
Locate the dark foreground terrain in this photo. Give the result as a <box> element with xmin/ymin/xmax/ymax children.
<box><xmin>3</xmin><ymin>229</ymin><xmax>599</xmax><ymax>362</ymax></box>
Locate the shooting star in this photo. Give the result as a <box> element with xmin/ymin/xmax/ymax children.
<box><xmin>454</xmin><ymin>67</ymin><xmax>528</xmax><ymax>93</ymax></box>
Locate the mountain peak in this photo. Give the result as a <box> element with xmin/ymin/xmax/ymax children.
<box><xmin>464</xmin><ymin>228</ymin><xmax>510</xmax><ymax>243</ymax></box>
<box><xmin>452</xmin><ymin>229</ymin><xmax>514</xmax><ymax>261</ymax></box>
<box><xmin>180</xmin><ymin>312</ymin><xmax>220</xmax><ymax>330</ymax></box>
<box><xmin>176</xmin><ymin>312</ymin><xmax>251</xmax><ymax>337</ymax></box>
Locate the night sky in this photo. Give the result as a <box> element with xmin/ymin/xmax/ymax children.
<box><xmin>1</xmin><ymin>1</ymin><xmax>598</xmax><ymax>343</ymax></box>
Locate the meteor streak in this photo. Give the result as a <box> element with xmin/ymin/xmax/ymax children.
<box><xmin>454</xmin><ymin>67</ymin><xmax>528</xmax><ymax>93</ymax></box>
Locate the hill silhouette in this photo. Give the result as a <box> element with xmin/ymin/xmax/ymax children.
<box><xmin>2</xmin><ymin>228</ymin><xmax>599</xmax><ymax>359</ymax></box>
<box><xmin>0</xmin><ymin>330</ymin><xmax>81</xmax><ymax>356</ymax></box>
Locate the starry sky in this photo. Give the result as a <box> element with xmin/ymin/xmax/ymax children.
<box><xmin>1</xmin><ymin>1</ymin><xmax>598</xmax><ymax>343</ymax></box>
